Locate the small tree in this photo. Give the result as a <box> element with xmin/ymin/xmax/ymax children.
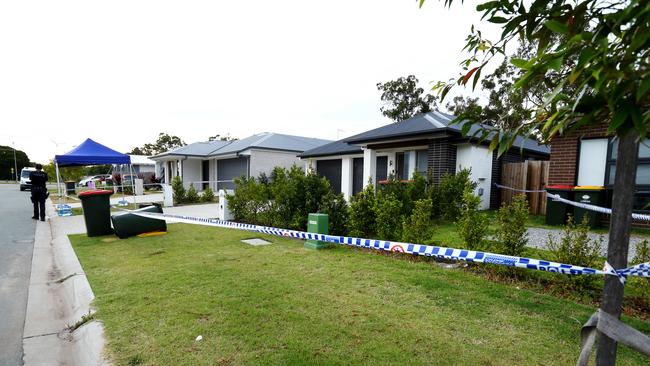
<box><xmin>437</xmin><ymin>168</ymin><xmax>477</xmax><ymax>221</ymax></box>
<box><xmin>546</xmin><ymin>216</ymin><xmax>602</xmax><ymax>291</ymax></box>
<box><xmin>348</xmin><ymin>183</ymin><xmax>377</xmax><ymax>238</ymax></box>
<box><xmin>402</xmin><ymin>199</ymin><xmax>435</xmax><ymax>244</ymax></box>
<box><xmin>495</xmin><ymin>194</ymin><xmax>529</xmax><ymax>256</ymax></box>
<box><xmin>631</xmin><ymin>240</ymin><xmax>650</xmax><ymax>300</ymax></box>
<box><xmin>457</xmin><ymin>192</ymin><xmax>489</xmax><ymax>250</ymax></box>
<box><xmin>171</xmin><ymin>175</ymin><xmax>186</xmax><ymax>204</ymax></box>
<box><xmin>375</xmin><ymin>193</ymin><xmax>403</xmax><ymax>241</ymax></box>
<box><xmin>186</xmin><ymin>183</ymin><xmax>199</xmax><ymax>203</ymax></box>
<box><xmin>319</xmin><ymin>191</ymin><xmax>349</xmax><ymax>236</ymax></box>
<box><xmin>201</xmin><ymin>186</ymin><xmax>215</xmax><ymax>202</ymax></box>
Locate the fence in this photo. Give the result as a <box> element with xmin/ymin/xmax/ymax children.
<box><xmin>500</xmin><ymin>160</ymin><xmax>549</xmax><ymax>215</ymax></box>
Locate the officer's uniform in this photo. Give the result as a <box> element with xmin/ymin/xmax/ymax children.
<box><xmin>29</xmin><ymin>169</ymin><xmax>48</xmax><ymax>221</ymax></box>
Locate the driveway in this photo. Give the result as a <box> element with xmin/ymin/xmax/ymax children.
<box><xmin>0</xmin><ymin>184</ymin><xmax>36</xmax><ymax>366</ymax></box>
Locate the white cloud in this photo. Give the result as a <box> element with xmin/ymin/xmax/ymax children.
<box><xmin>0</xmin><ymin>0</ymin><xmax>500</xmax><ymax>162</ymax></box>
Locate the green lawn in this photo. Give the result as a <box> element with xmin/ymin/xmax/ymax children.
<box><xmin>70</xmin><ymin>224</ymin><xmax>650</xmax><ymax>365</ymax></box>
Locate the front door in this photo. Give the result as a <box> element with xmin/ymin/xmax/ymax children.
<box><xmin>202</xmin><ymin>160</ymin><xmax>210</xmax><ymax>190</ymax></box>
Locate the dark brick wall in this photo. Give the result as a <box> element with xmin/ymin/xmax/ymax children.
<box><xmin>548</xmin><ymin>123</ymin><xmax>610</xmax><ymax>186</ymax></box>
<box><xmin>489</xmin><ymin>151</ymin><xmax>529</xmax><ymax>209</ymax></box>
<box><xmin>428</xmin><ymin>139</ymin><xmax>457</xmax><ymax>184</ymax></box>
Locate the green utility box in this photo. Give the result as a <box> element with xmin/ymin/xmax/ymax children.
<box><xmin>573</xmin><ymin>185</ymin><xmax>604</xmax><ymax>228</ymax></box>
<box><xmin>78</xmin><ymin>189</ymin><xmax>114</xmax><ymax>237</ymax></box>
<box><xmin>545</xmin><ymin>185</ymin><xmax>574</xmax><ymax>225</ymax></box>
<box><xmin>304</xmin><ymin>213</ymin><xmax>329</xmax><ymax>250</ymax></box>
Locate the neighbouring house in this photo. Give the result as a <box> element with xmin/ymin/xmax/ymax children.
<box><xmin>299</xmin><ymin>111</ymin><xmax>550</xmax><ymax>209</ymax></box>
<box><xmin>547</xmin><ymin>122</ymin><xmax>650</xmax><ymax>223</ymax></box>
<box><xmin>151</xmin><ymin>132</ymin><xmax>331</xmax><ymax>191</ymax></box>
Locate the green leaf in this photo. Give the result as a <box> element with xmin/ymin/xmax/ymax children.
<box><xmin>488</xmin><ymin>16</ymin><xmax>508</xmax><ymax>24</ymax></box>
<box><xmin>510</xmin><ymin>58</ymin><xmax>531</xmax><ymax>70</ymax></box>
<box><xmin>489</xmin><ymin>135</ymin><xmax>499</xmax><ymax>151</ymax></box>
<box><xmin>637</xmin><ymin>78</ymin><xmax>650</xmax><ymax>102</ymax></box>
<box><xmin>631</xmin><ymin>107</ymin><xmax>646</xmax><ymax>138</ymax></box>
<box><xmin>472</xmin><ymin>67</ymin><xmax>482</xmax><ymax>91</ymax></box>
<box><xmin>419</xmin><ymin>0</ymin><xmax>426</xmax><ymax>9</ymax></box>
<box><xmin>513</xmin><ymin>70</ymin><xmax>534</xmax><ymax>89</ymax></box>
<box><xmin>544</xmin><ymin>20</ymin><xmax>569</xmax><ymax>34</ymax></box>
<box><xmin>609</xmin><ymin>108</ymin><xmax>629</xmax><ymax>131</ymax></box>
<box><xmin>547</xmin><ymin>55</ymin><xmax>563</xmax><ymax>72</ymax></box>
<box><xmin>461</xmin><ymin>121</ymin><xmax>473</xmax><ymax>136</ymax></box>
<box><xmin>476</xmin><ymin>1</ymin><xmax>500</xmax><ymax>11</ymax></box>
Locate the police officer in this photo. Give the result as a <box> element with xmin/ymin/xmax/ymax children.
<box><xmin>29</xmin><ymin>164</ymin><xmax>48</xmax><ymax>221</ymax></box>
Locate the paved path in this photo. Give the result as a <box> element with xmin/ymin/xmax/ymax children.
<box><xmin>0</xmin><ymin>184</ymin><xmax>36</xmax><ymax>366</ymax></box>
<box><xmin>526</xmin><ymin>227</ymin><xmax>646</xmax><ymax>259</ymax></box>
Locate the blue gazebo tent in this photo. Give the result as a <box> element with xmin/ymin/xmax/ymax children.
<box><xmin>54</xmin><ymin>138</ymin><xmax>130</xmax><ymax>166</ymax></box>
<box><xmin>53</xmin><ymin>138</ymin><xmax>131</xmax><ymax>198</ymax></box>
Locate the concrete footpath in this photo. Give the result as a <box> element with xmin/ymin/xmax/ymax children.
<box><xmin>22</xmin><ymin>201</ymin><xmax>109</xmax><ymax>365</ymax></box>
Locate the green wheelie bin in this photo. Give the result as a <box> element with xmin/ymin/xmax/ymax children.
<box><xmin>545</xmin><ymin>185</ymin><xmax>574</xmax><ymax>225</ymax></box>
<box><xmin>572</xmin><ymin>185</ymin><xmax>604</xmax><ymax>228</ymax></box>
<box><xmin>78</xmin><ymin>189</ymin><xmax>114</xmax><ymax>236</ymax></box>
<box><xmin>111</xmin><ymin>205</ymin><xmax>167</xmax><ymax>239</ymax></box>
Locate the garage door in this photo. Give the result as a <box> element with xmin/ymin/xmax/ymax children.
<box><xmin>316</xmin><ymin>159</ymin><xmax>342</xmax><ymax>194</ymax></box>
<box><xmin>217</xmin><ymin>157</ymin><xmax>249</xmax><ymax>190</ymax></box>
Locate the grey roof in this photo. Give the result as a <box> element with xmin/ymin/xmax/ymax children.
<box><xmin>152</xmin><ymin>140</ymin><xmax>231</xmax><ymax>159</ymax></box>
<box><xmin>152</xmin><ymin>132</ymin><xmax>331</xmax><ymax>159</ymax></box>
<box><xmin>297</xmin><ymin>139</ymin><xmax>363</xmax><ymax>158</ymax></box>
<box><xmin>300</xmin><ymin>111</ymin><xmax>549</xmax><ymax>158</ymax></box>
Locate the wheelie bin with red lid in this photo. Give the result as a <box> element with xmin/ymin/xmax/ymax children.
<box><xmin>78</xmin><ymin>189</ymin><xmax>114</xmax><ymax>236</ymax></box>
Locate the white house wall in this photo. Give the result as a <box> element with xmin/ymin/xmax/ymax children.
<box><xmin>249</xmin><ymin>150</ymin><xmax>302</xmax><ymax>178</ymax></box>
<box><xmin>181</xmin><ymin>159</ymin><xmax>202</xmax><ymax>190</ymax></box>
<box><xmin>456</xmin><ymin>143</ymin><xmax>493</xmax><ymax>210</ymax></box>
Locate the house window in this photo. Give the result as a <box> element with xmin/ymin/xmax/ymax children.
<box><xmin>606</xmin><ymin>138</ymin><xmax>650</xmax><ymax>186</ymax></box>
<box><xmin>577</xmin><ymin>139</ymin><xmax>608</xmax><ymax>186</ymax></box>
<box><xmin>606</xmin><ymin>138</ymin><xmax>650</xmax><ymax>211</ymax></box>
<box><xmin>416</xmin><ymin>150</ymin><xmax>428</xmax><ymax>176</ymax></box>
<box><xmin>396</xmin><ymin>153</ymin><xmax>408</xmax><ymax>180</ymax></box>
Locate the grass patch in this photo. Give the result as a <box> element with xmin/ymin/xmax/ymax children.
<box><xmin>71</xmin><ymin>224</ymin><xmax>650</xmax><ymax>365</ymax></box>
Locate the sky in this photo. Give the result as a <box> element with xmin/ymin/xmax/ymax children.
<box><xmin>0</xmin><ymin>0</ymin><xmax>501</xmax><ymax>163</ymax></box>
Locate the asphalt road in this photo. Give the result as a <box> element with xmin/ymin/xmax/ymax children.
<box><xmin>0</xmin><ymin>184</ymin><xmax>36</xmax><ymax>366</ymax></box>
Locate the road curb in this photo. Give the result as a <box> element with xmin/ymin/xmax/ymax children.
<box><xmin>22</xmin><ymin>200</ymin><xmax>111</xmax><ymax>365</ymax></box>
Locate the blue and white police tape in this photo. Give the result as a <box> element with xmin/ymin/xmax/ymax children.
<box><xmin>546</xmin><ymin>193</ymin><xmax>650</xmax><ymax>221</ymax></box>
<box><xmin>494</xmin><ymin>183</ymin><xmax>650</xmax><ymax>221</ymax></box>
<box><xmin>131</xmin><ymin>211</ymin><xmax>650</xmax><ymax>284</ymax></box>
<box><xmin>494</xmin><ymin>183</ymin><xmax>547</xmax><ymax>193</ymax></box>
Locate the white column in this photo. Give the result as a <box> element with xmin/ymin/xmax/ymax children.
<box><xmin>386</xmin><ymin>152</ymin><xmax>396</xmax><ymax>178</ymax></box>
<box><xmin>407</xmin><ymin>151</ymin><xmax>417</xmax><ymax>180</ymax></box>
<box><xmin>305</xmin><ymin>158</ymin><xmax>315</xmax><ymax>175</ymax></box>
<box><xmin>362</xmin><ymin>148</ymin><xmax>377</xmax><ymax>188</ymax></box>
<box><xmin>341</xmin><ymin>157</ymin><xmax>353</xmax><ymax>200</ymax></box>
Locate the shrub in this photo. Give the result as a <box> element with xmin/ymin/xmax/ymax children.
<box><xmin>437</xmin><ymin>168</ymin><xmax>477</xmax><ymax>221</ymax></box>
<box><xmin>546</xmin><ymin>216</ymin><xmax>602</xmax><ymax>291</ymax></box>
<box><xmin>186</xmin><ymin>183</ymin><xmax>200</xmax><ymax>203</ymax></box>
<box><xmin>495</xmin><ymin>194</ymin><xmax>529</xmax><ymax>256</ymax></box>
<box><xmin>457</xmin><ymin>192</ymin><xmax>490</xmax><ymax>250</ymax></box>
<box><xmin>201</xmin><ymin>186</ymin><xmax>215</xmax><ymax>202</ymax></box>
<box><xmin>631</xmin><ymin>240</ymin><xmax>650</xmax><ymax>300</ymax></box>
<box><xmin>379</xmin><ymin>174</ymin><xmax>410</xmax><ymax>215</ymax></box>
<box><xmin>402</xmin><ymin>199</ymin><xmax>434</xmax><ymax>244</ymax></box>
<box><xmin>348</xmin><ymin>182</ymin><xmax>376</xmax><ymax>238</ymax></box>
<box><xmin>319</xmin><ymin>191</ymin><xmax>349</xmax><ymax>236</ymax></box>
<box><xmin>228</xmin><ymin>176</ymin><xmax>269</xmax><ymax>223</ymax></box>
<box><xmin>375</xmin><ymin>193</ymin><xmax>403</xmax><ymax>241</ymax></box>
<box><xmin>405</xmin><ymin>172</ymin><xmax>427</xmax><ymax>216</ymax></box>
<box><xmin>171</xmin><ymin>175</ymin><xmax>186</xmax><ymax>204</ymax></box>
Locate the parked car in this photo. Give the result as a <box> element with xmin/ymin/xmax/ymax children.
<box><xmin>19</xmin><ymin>167</ymin><xmax>37</xmax><ymax>191</ymax></box>
<box><xmin>78</xmin><ymin>174</ymin><xmax>112</xmax><ymax>187</ymax></box>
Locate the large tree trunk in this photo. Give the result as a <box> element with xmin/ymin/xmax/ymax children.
<box><xmin>596</xmin><ymin>129</ymin><xmax>640</xmax><ymax>365</ymax></box>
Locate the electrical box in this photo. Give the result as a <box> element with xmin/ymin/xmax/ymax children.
<box><xmin>304</xmin><ymin>213</ymin><xmax>329</xmax><ymax>250</ymax></box>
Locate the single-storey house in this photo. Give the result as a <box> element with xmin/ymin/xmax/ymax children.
<box><xmin>299</xmin><ymin>111</ymin><xmax>550</xmax><ymax>209</ymax></box>
<box><xmin>547</xmin><ymin>122</ymin><xmax>650</xmax><ymax>218</ymax></box>
<box><xmin>151</xmin><ymin>132</ymin><xmax>331</xmax><ymax>191</ymax></box>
